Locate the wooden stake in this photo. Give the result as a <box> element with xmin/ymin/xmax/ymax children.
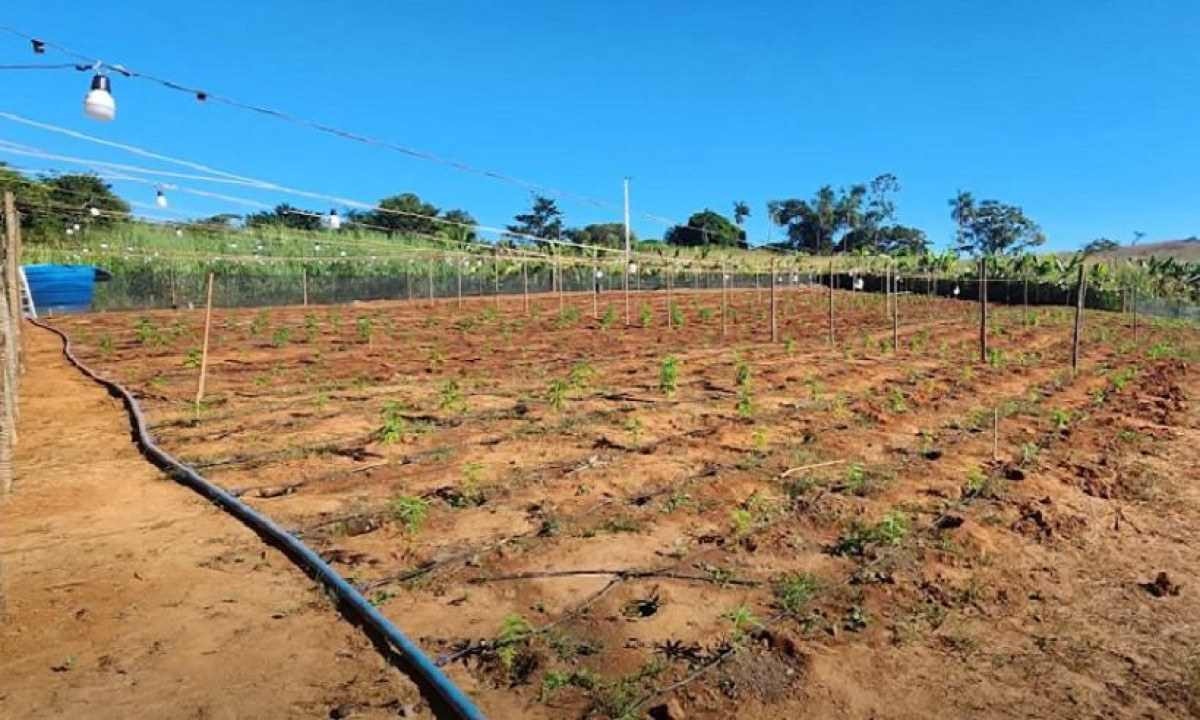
<box><xmin>1023</xmin><ymin>277</ymin><xmax>1029</xmax><ymax>325</ymax></box>
<box><xmin>427</xmin><ymin>260</ymin><xmax>434</xmax><ymax>308</ymax></box>
<box><xmin>624</xmin><ymin>257</ymin><xmax>631</xmax><ymax>326</ymax></box>
<box><xmin>827</xmin><ymin>256</ymin><xmax>835</xmax><ymax>345</ymax></box>
<box><xmin>1131</xmin><ymin>285</ymin><xmax>1138</xmax><ymax>342</ymax></box>
<box><xmin>522</xmin><ymin>259</ymin><xmax>529</xmax><ymax>315</ymax></box>
<box><xmin>194</xmin><ymin>272</ymin><xmax>215</xmax><ymax>407</ymax></box>
<box><xmin>979</xmin><ymin>258</ymin><xmax>988</xmax><ymax>363</ymax></box>
<box><xmin>1071</xmin><ymin>264</ymin><xmax>1086</xmax><ymax>376</ymax></box>
<box><xmin>302</xmin><ymin>267</ymin><xmax>308</xmax><ymax>307</ymax></box>
<box><xmin>457</xmin><ymin>260</ymin><xmax>463</xmax><ymax>309</ymax></box>
<box><xmin>493</xmin><ymin>251</ymin><xmax>500</xmax><ymax>309</ymax></box>
<box><xmin>892</xmin><ymin>263</ymin><xmax>899</xmax><ymax>353</ymax></box>
<box><xmin>770</xmin><ymin>258</ymin><xmax>778</xmax><ymax>343</ymax></box>
<box><xmin>592</xmin><ymin>249</ymin><xmax>599</xmax><ymax>320</ymax></box>
<box><xmin>721</xmin><ymin>258</ymin><xmax>728</xmax><ymax>339</ymax></box>
<box><xmin>557</xmin><ymin>255</ymin><xmax>564</xmax><ymax>314</ymax></box>
<box><xmin>666</xmin><ymin>264</ymin><xmax>674</xmax><ymax>329</ymax></box>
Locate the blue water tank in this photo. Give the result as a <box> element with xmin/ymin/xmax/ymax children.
<box><xmin>23</xmin><ymin>264</ymin><xmax>110</xmax><ymax>314</ymax></box>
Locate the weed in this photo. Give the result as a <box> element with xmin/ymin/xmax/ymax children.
<box><xmin>623</xmin><ymin>416</ymin><xmax>644</xmax><ymax>445</ymax></box>
<box><xmin>669</xmin><ymin>302</ymin><xmax>685</xmax><ymax>327</ymax></box>
<box><xmin>568</xmin><ymin>361</ymin><xmax>595</xmax><ymax>391</ymax></box>
<box><xmin>555</xmin><ymin>306</ymin><xmax>581</xmax><ymax>329</ymax></box>
<box><xmin>249</xmin><ymin>311</ymin><xmax>268</xmax><ymax>338</ymax></box>
<box><xmin>495</xmin><ymin>613</ymin><xmax>534</xmax><ymax>672</ymax></box>
<box><xmin>1019</xmin><ymin>442</ymin><xmax>1041</xmax><ymax>467</ymax></box>
<box><xmin>134</xmin><ymin>317</ymin><xmax>162</xmax><ymax>346</ymax></box>
<box><xmin>97</xmin><ymin>333</ymin><xmax>114</xmax><ymax>356</ymax></box>
<box><xmin>784</xmin><ymin>337</ymin><xmax>797</xmax><ymax>354</ymax></box>
<box><xmin>540</xmin><ymin>669</ymin><xmax>598</xmax><ymax>702</ymax></box>
<box><xmin>639</xmin><ymin>303</ymin><xmax>653</xmax><ymax>328</ymax></box>
<box><xmin>303</xmin><ymin>313</ymin><xmax>319</xmax><ymax>341</ymax></box>
<box><xmin>378</xmin><ymin>401</ymin><xmax>409</xmax><ymax>444</ymax></box>
<box><xmin>724</xmin><ymin>604</ymin><xmax>762</xmax><ymax>639</ymax></box>
<box><xmin>1050</xmin><ymin>407</ymin><xmax>1072</xmax><ymax>431</ymax></box>
<box><xmin>356</xmin><ymin>316</ymin><xmax>374</xmax><ymax>345</ymax></box>
<box><xmin>699</xmin><ymin>306</ymin><xmax>715</xmax><ymax>322</ymax></box>
<box><xmin>271</xmin><ymin>326</ymin><xmax>292</xmax><ymax>347</ymax></box>
<box><xmin>389</xmin><ymin>495</ymin><xmax>429</xmax><ymax>533</ymax></box>
<box><xmin>600</xmin><ymin>305</ymin><xmax>617</xmax><ymax>329</ymax></box>
<box><xmin>735</xmin><ymin>359</ymin><xmax>754</xmax><ymax>419</ymax></box>
<box><xmin>962</xmin><ymin>467</ymin><xmax>1002</xmax><ymax>500</ymax></box>
<box><xmin>888</xmin><ymin>387</ymin><xmax>908</xmax><ymax>414</ymax></box>
<box><xmin>730</xmin><ymin>508</ymin><xmax>753</xmax><ymax>537</ymax></box>
<box><xmin>833</xmin><ymin>511</ymin><xmax>910</xmax><ymax>556</ymax></box>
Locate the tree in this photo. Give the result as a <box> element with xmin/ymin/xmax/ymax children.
<box><xmin>732</xmin><ymin>201</ymin><xmax>750</xmax><ymax>227</ymax></box>
<box><xmin>768</xmin><ymin>184</ymin><xmax>866</xmax><ymax>254</ymax></box>
<box><xmin>949</xmin><ymin>191</ymin><xmax>1045</xmax><ymax>257</ymax></box>
<box><xmin>875</xmin><ymin>225</ymin><xmax>928</xmax><ymax>255</ymax></box>
<box><xmin>46</xmin><ymin>174</ymin><xmax>130</xmax><ymax>229</ymax></box>
<box><xmin>664</xmin><ymin>209</ymin><xmax>746</xmax><ymax>248</ymax></box>
<box><xmin>508</xmin><ymin>195</ymin><xmax>563</xmax><ymax>247</ymax></box>
<box><xmin>438</xmin><ymin>208</ymin><xmax>477</xmax><ymax>245</ymax></box>
<box><xmin>565</xmin><ymin>223</ymin><xmax>636</xmax><ymax>249</ymax></box>
<box><xmin>245</xmin><ymin>203</ymin><xmax>322</xmax><ymax>231</ymax></box>
<box><xmin>1081</xmin><ymin>237</ymin><xmax>1120</xmax><ymax>256</ymax></box>
<box><xmin>365</xmin><ymin>192</ymin><xmax>440</xmax><ymax>236</ymax></box>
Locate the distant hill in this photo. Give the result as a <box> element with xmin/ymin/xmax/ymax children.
<box><xmin>1090</xmin><ymin>237</ymin><xmax>1200</xmax><ymax>261</ymax></box>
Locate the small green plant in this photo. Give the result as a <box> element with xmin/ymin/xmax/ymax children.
<box><xmin>1050</xmin><ymin>407</ymin><xmax>1072</xmax><ymax>431</ymax></box>
<box><xmin>554</xmin><ymin>306</ymin><xmax>581</xmax><ymax>329</ymax></box>
<box><xmin>962</xmin><ymin>466</ymin><xmax>1000</xmax><ymax>500</ymax></box>
<box><xmin>699</xmin><ymin>306</ymin><xmax>715</xmax><ymax>322</ymax></box>
<box><xmin>888</xmin><ymin>387</ymin><xmax>908</xmax><ymax>414</ymax></box>
<box><xmin>378</xmin><ymin>401</ymin><xmax>408</xmax><ymax>443</ymax></box>
<box><xmin>735</xmin><ymin>360</ymin><xmax>754</xmax><ymax>419</ymax></box>
<box><xmin>458</xmin><ymin>462</ymin><xmax>486</xmax><ymax>506</ymax></box>
<box><xmin>182</xmin><ymin>347</ymin><xmax>202</xmax><ymax>368</ymax></box>
<box><xmin>834</xmin><ymin>511</ymin><xmax>910</xmax><ymax>556</ymax></box>
<box><xmin>427</xmin><ymin>347</ymin><xmax>446</xmax><ymax>370</ymax></box>
<box><xmin>97</xmin><ymin>333</ymin><xmax>114</xmax><ymax>356</ymax></box>
<box><xmin>271</xmin><ymin>326</ymin><xmax>292</xmax><ymax>347</ymax></box>
<box><xmin>844</xmin><ymin>463</ymin><xmax>869</xmax><ymax>495</ymax></box>
<box><xmin>546</xmin><ymin>378</ymin><xmax>569</xmax><ymax>412</ymax></box>
<box><xmin>495</xmin><ymin>613</ymin><xmax>534</xmax><ymax>672</ymax></box>
<box><xmin>134</xmin><ymin>317</ymin><xmax>161</xmax><ymax>346</ymax></box>
<box><xmin>439</xmin><ymin>379</ymin><xmax>466</xmax><ymax>412</ymax></box>
<box><xmin>1019</xmin><ymin>442</ymin><xmax>1041</xmax><ymax>467</ymax></box>
<box><xmin>356</xmin><ymin>316</ymin><xmax>374</xmax><ymax>345</ymax></box>
<box><xmin>774</xmin><ymin>572</ymin><xmax>819</xmax><ymax>615</ymax></box>
<box><xmin>568</xmin><ymin>361</ymin><xmax>595</xmax><ymax>391</ymax></box>
<box><xmin>389</xmin><ymin>495</ymin><xmax>429</xmax><ymax>533</ymax></box>
<box><xmin>639</xmin><ymin>303</ymin><xmax>653</xmax><ymax>328</ymax></box>
<box><xmin>600</xmin><ymin>305</ymin><xmax>618</xmax><ymax>329</ymax></box>
<box><xmin>723</xmin><ymin>604</ymin><xmax>762</xmax><ymax>640</ymax></box>
<box><xmin>730</xmin><ymin>508</ymin><xmax>753</xmax><ymax>537</ymax></box>
<box><xmin>784</xmin><ymin>337</ymin><xmax>797</xmax><ymax>354</ymax></box>
<box><xmin>303</xmin><ymin>313</ymin><xmax>319</xmax><ymax>341</ymax></box>
<box><xmin>659</xmin><ymin>355</ymin><xmax>680</xmax><ymax>397</ymax></box>
<box><xmin>669</xmin><ymin>302</ymin><xmax>685</xmax><ymax>327</ymax></box>
<box><xmin>623</xmin><ymin>416</ymin><xmax>644</xmax><ymax>445</ymax></box>
<box><xmin>249</xmin><ymin>311</ymin><xmax>269</xmax><ymax>338</ymax></box>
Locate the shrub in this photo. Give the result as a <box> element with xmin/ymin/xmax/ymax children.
<box><xmin>659</xmin><ymin>356</ymin><xmax>680</xmax><ymax>396</ymax></box>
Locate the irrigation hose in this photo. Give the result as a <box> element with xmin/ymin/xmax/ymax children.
<box><xmin>30</xmin><ymin>318</ymin><xmax>486</xmax><ymax>720</ymax></box>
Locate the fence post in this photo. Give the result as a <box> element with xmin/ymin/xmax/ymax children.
<box><xmin>557</xmin><ymin>255</ymin><xmax>564</xmax><ymax>314</ymax></box>
<box><xmin>666</xmin><ymin>263</ymin><xmax>674</xmax><ymax>329</ymax></box>
<box><xmin>4</xmin><ymin>192</ymin><xmax>20</xmax><ymax>379</ymax></box>
<box><xmin>427</xmin><ymin>259</ymin><xmax>434</xmax><ymax>308</ymax></box>
<box><xmin>979</xmin><ymin>257</ymin><xmax>988</xmax><ymax>363</ymax></box>
<box><xmin>302</xmin><ymin>267</ymin><xmax>308</xmax><ymax>307</ymax></box>
<box><xmin>195</xmin><ymin>272</ymin><xmax>215</xmax><ymax>408</ymax></box>
<box><xmin>892</xmin><ymin>262</ymin><xmax>899</xmax><ymax>352</ymax></box>
<box><xmin>457</xmin><ymin>258</ymin><xmax>463</xmax><ymax>309</ymax></box>
<box><xmin>769</xmin><ymin>258</ymin><xmax>778</xmax><ymax>343</ymax></box>
<box><xmin>1071</xmin><ymin>264</ymin><xmax>1086</xmax><ymax>375</ymax></box>
<box><xmin>1131</xmin><ymin>285</ymin><xmax>1138</xmax><ymax>343</ymax></box>
<box><xmin>624</xmin><ymin>256</ymin><xmax>631</xmax><ymax>326</ymax></box>
<box><xmin>721</xmin><ymin>258</ymin><xmax>728</xmax><ymax>339</ymax></box>
<box><xmin>493</xmin><ymin>249</ymin><xmax>500</xmax><ymax>309</ymax></box>
<box><xmin>0</xmin><ymin>191</ymin><xmax>16</xmax><ymax>494</ymax></box>
<box><xmin>827</xmin><ymin>256</ymin><xmax>835</xmax><ymax>345</ymax></box>
<box><xmin>592</xmin><ymin>248</ymin><xmax>599</xmax><ymax>320</ymax></box>
<box><xmin>522</xmin><ymin>259</ymin><xmax>529</xmax><ymax>315</ymax></box>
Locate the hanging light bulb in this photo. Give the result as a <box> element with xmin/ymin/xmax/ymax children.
<box><xmin>89</xmin><ymin>207</ymin><xmax>100</xmax><ymax>217</ymax></box>
<box><xmin>175</xmin><ymin>229</ymin><xmax>183</xmax><ymax>237</ymax></box>
<box><xmin>595</xmin><ymin>270</ymin><xmax>603</xmax><ymax>279</ymax></box>
<box><xmin>72</xmin><ymin>223</ymin><xmax>81</xmax><ymax>231</ymax></box>
<box><xmin>324</xmin><ymin>209</ymin><xmax>341</xmax><ymax>230</ymax></box>
<box><xmin>629</xmin><ymin>262</ymin><xmax>638</xmax><ymax>274</ymax></box>
<box><xmin>155</xmin><ymin>189</ymin><xmax>168</xmax><ymax>208</ymax></box>
<box><xmin>953</xmin><ymin>285</ymin><xmax>961</xmax><ymax>296</ymax></box>
<box><xmin>854</xmin><ymin>277</ymin><xmax>864</xmax><ymax>290</ymax></box>
<box><xmin>83</xmin><ymin>73</ymin><xmax>116</xmax><ymax>122</ymax></box>
<box><xmin>65</xmin><ymin>227</ymin><xmax>74</xmax><ymax>236</ymax></box>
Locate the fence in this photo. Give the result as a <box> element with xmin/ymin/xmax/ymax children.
<box><xmin>1</xmin><ymin>192</ymin><xmax>24</xmax><ymax>496</ymax></box>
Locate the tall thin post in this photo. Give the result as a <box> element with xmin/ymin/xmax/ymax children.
<box><xmin>721</xmin><ymin>258</ymin><xmax>728</xmax><ymax>339</ymax></box>
<box><xmin>557</xmin><ymin>254</ymin><xmax>564</xmax><ymax>314</ymax></box>
<box><xmin>979</xmin><ymin>257</ymin><xmax>988</xmax><ymax>363</ymax></box>
<box><xmin>302</xmin><ymin>267</ymin><xmax>308</xmax><ymax>307</ymax></box>
<box><xmin>891</xmin><ymin>262</ymin><xmax>899</xmax><ymax>352</ymax></box>
<box><xmin>406</xmin><ymin>266</ymin><xmax>413</xmax><ymax>302</ymax></box>
<box><xmin>1071</xmin><ymin>264</ymin><xmax>1086</xmax><ymax>375</ymax></box>
<box><xmin>666</xmin><ymin>264</ymin><xmax>674</xmax><ymax>328</ymax></box>
<box><xmin>827</xmin><ymin>256</ymin><xmax>835</xmax><ymax>345</ymax></box>
<box><xmin>195</xmin><ymin>272</ymin><xmax>215</xmax><ymax>407</ymax></box>
<box><xmin>592</xmin><ymin>248</ymin><xmax>599</xmax><ymax>320</ymax></box>
<box><xmin>770</xmin><ymin>258</ymin><xmax>778</xmax><ymax>343</ymax></box>
<box><xmin>428</xmin><ymin>259</ymin><xmax>434</xmax><ymax>308</ymax></box>
<box><xmin>1022</xmin><ymin>277</ymin><xmax>1029</xmax><ymax>325</ymax></box>
<box><xmin>493</xmin><ymin>250</ymin><xmax>500</xmax><ymax>308</ymax></box>
<box><xmin>457</xmin><ymin>259</ymin><xmax>463</xmax><ymax>309</ymax></box>
<box><xmin>522</xmin><ymin>259</ymin><xmax>529</xmax><ymax>315</ymax></box>
<box><xmin>623</xmin><ymin>177</ymin><xmax>632</xmax><ymax>326</ymax></box>
<box><xmin>1131</xmin><ymin>285</ymin><xmax>1138</xmax><ymax>343</ymax></box>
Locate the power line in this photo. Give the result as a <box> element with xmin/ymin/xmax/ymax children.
<box><xmin>0</xmin><ymin>24</ymin><xmax>689</xmax><ymax>230</ymax></box>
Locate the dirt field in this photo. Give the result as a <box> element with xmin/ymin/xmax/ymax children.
<box><xmin>39</xmin><ymin>286</ymin><xmax>1200</xmax><ymax>719</ymax></box>
<box><xmin>0</xmin><ymin>327</ymin><xmax>424</xmax><ymax>719</ymax></box>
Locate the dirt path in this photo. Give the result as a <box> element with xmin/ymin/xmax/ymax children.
<box><xmin>0</xmin><ymin>325</ymin><xmax>425</xmax><ymax>719</ymax></box>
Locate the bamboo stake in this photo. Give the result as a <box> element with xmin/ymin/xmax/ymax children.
<box><xmin>979</xmin><ymin>258</ymin><xmax>988</xmax><ymax>363</ymax></box>
<box><xmin>1131</xmin><ymin>285</ymin><xmax>1138</xmax><ymax>342</ymax></box>
<box><xmin>721</xmin><ymin>258</ymin><xmax>728</xmax><ymax>339</ymax></box>
<box><xmin>194</xmin><ymin>272</ymin><xmax>215</xmax><ymax>408</ymax></box>
<box><xmin>993</xmin><ymin>407</ymin><xmax>999</xmax><ymax>460</ymax></box>
<box><xmin>769</xmin><ymin>258</ymin><xmax>777</xmax><ymax>343</ymax></box>
<box><xmin>427</xmin><ymin>260</ymin><xmax>434</xmax><ymax>308</ymax></box>
<box><xmin>892</xmin><ymin>262</ymin><xmax>899</xmax><ymax>352</ymax></box>
<box><xmin>827</xmin><ymin>256</ymin><xmax>835</xmax><ymax>345</ymax></box>
<box><xmin>457</xmin><ymin>260</ymin><xmax>463</xmax><ymax>309</ymax></box>
<box><xmin>557</xmin><ymin>254</ymin><xmax>564</xmax><ymax>314</ymax></box>
<box><xmin>1071</xmin><ymin>264</ymin><xmax>1086</xmax><ymax>376</ymax></box>
<box><xmin>592</xmin><ymin>249</ymin><xmax>599</xmax><ymax>320</ymax></box>
<box><xmin>301</xmin><ymin>267</ymin><xmax>308</xmax><ymax>307</ymax></box>
<box><xmin>666</xmin><ymin>264</ymin><xmax>674</xmax><ymax>329</ymax></box>
<box><xmin>522</xmin><ymin>259</ymin><xmax>529</xmax><ymax>315</ymax></box>
<box><xmin>624</xmin><ymin>258</ymin><xmax>631</xmax><ymax>326</ymax></box>
<box><xmin>493</xmin><ymin>251</ymin><xmax>500</xmax><ymax>309</ymax></box>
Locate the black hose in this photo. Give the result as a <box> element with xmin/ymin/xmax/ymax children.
<box><xmin>30</xmin><ymin>319</ymin><xmax>486</xmax><ymax>720</ymax></box>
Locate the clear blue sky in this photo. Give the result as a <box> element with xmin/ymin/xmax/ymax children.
<box><xmin>2</xmin><ymin>0</ymin><xmax>1198</xmax><ymax>251</ymax></box>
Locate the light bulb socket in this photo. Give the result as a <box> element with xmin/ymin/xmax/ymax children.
<box><xmin>90</xmin><ymin>74</ymin><xmax>111</xmax><ymax>93</ymax></box>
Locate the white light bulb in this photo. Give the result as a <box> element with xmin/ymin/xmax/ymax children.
<box><xmin>73</xmin><ymin>223</ymin><xmax>81</xmax><ymax>231</ymax></box>
<box><xmin>99</xmin><ymin>243</ymin><xmax>108</xmax><ymax>249</ymax></box>
<box><xmin>629</xmin><ymin>263</ymin><xmax>638</xmax><ymax>274</ymax></box>
<box><xmin>595</xmin><ymin>270</ymin><xmax>603</xmax><ymax>279</ymax></box>
<box><xmin>155</xmin><ymin>190</ymin><xmax>168</xmax><ymax>208</ymax></box>
<box><xmin>340</xmin><ymin>251</ymin><xmax>347</xmax><ymax>257</ymax></box>
<box><xmin>89</xmin><ymin>207</ymin><xmax>100</xmax><ymax>217</ymax></box>
<box><xmin>175</xmin><ymin>229</ymin><xmax>183</xmax><ymax>237</ymax></box>
<box><xmin>83</xmin><ymin>74</ymin><xmax>116</xmax><ymax>122</ymax></box>
<box><xmin>314</xmin><ymin>244</ymin><xmax>322</xmax><ymax>251</ymax></box>
<box><xmin>854</xmin><ymin>278</ymin><xmax>864</xmax><ymax>290</ymax></box>
<box><xmin>325</xmin><ymin>209</ymin><xmax>341</xmax><ymax>230</ymax></box>
<box><xmin>65</xmin><ymin>228</ymin><xmax>74</xmax><ymax>236</ymax></box>
<box><xmin>953</xmin><ymin>285</ymin><xmax>961</xmax><ymax>296</ymax></box>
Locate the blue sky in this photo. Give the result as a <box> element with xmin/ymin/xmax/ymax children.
<box><xmin>1</xmin><ymin>0</ymin><xmax>1197</xmax><ymax>251</ymax></box>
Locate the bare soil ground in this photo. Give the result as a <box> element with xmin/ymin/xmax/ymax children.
<box><xmin>0</xmin><ymin>326</ymin><xmax>423</xmax><ymax>719</ymax></box>
<box><xmin>33</xmin><ymin>287</ymin><xmax>1200</xmax><ymax>719</ymax></box>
